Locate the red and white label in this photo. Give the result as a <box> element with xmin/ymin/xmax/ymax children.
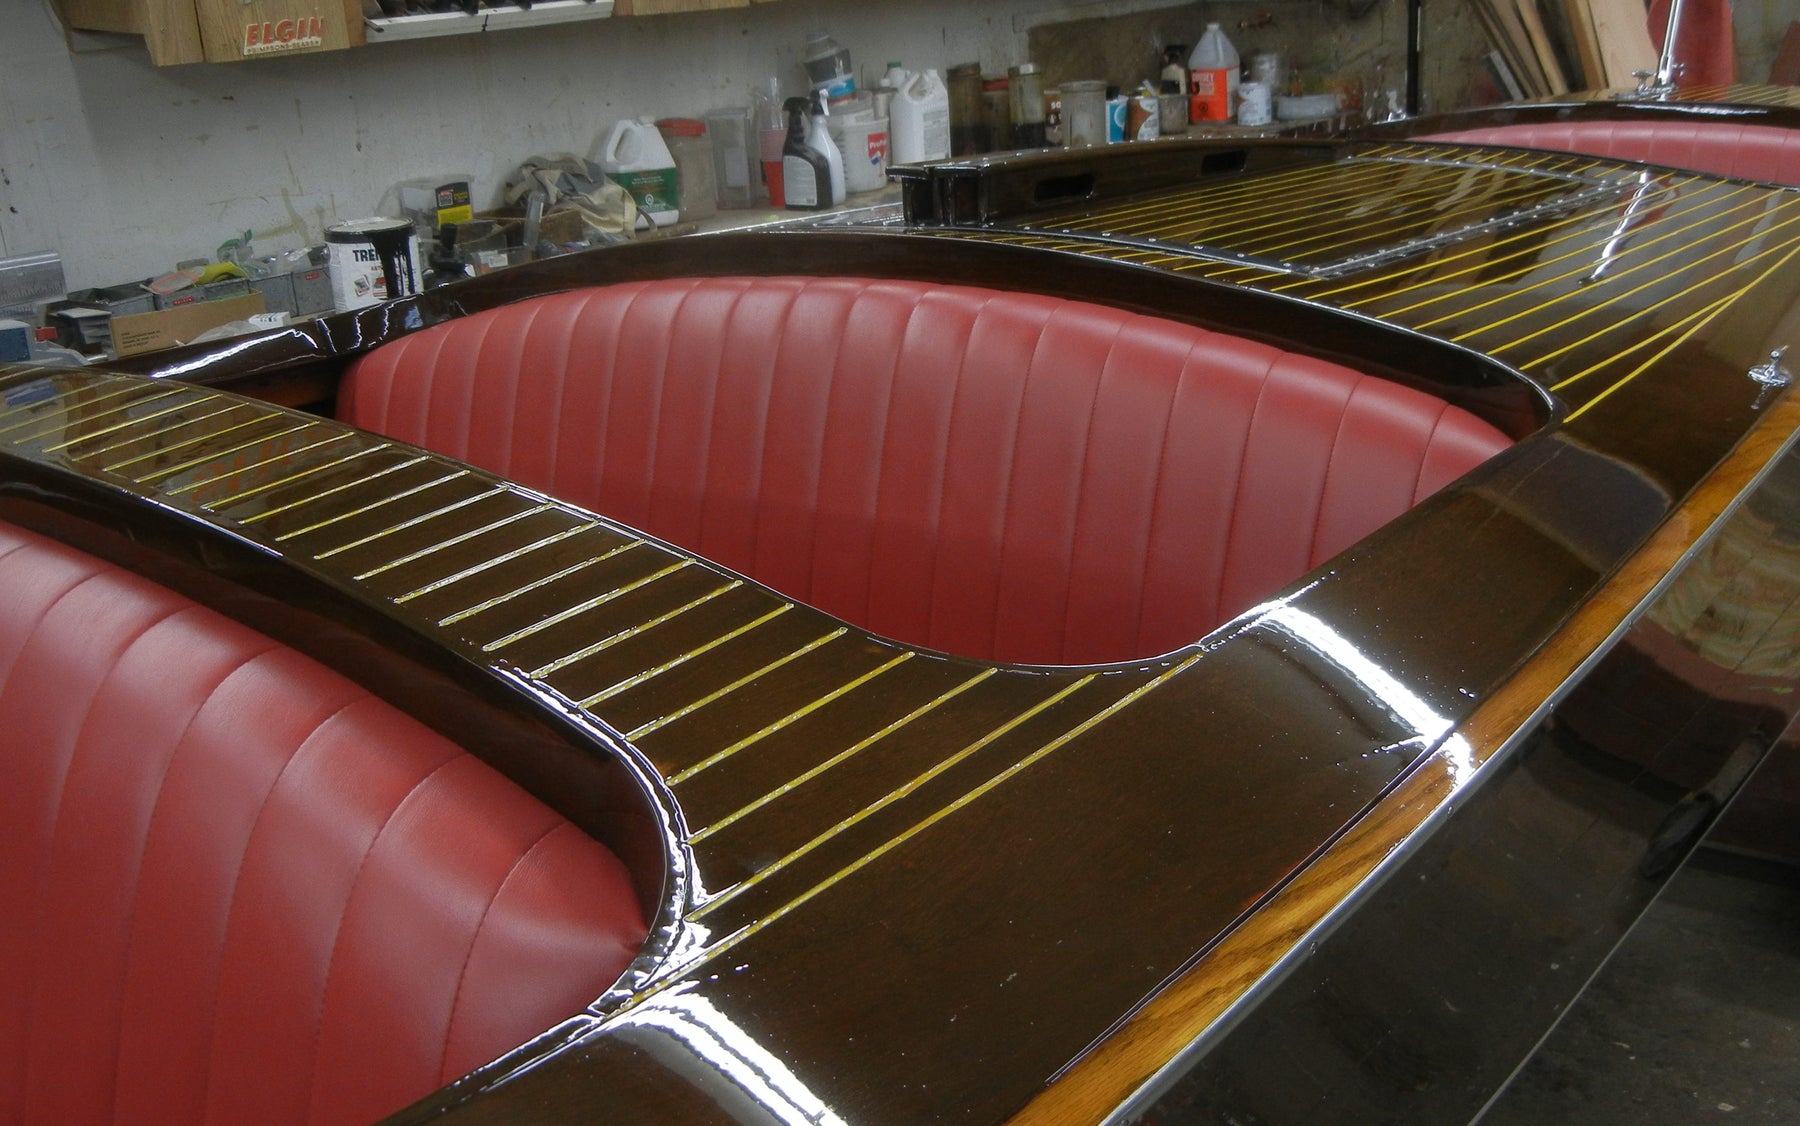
<box><xmin>243</xmin><ymin>17</ymin><xmax>326</xmax><ymax>56</ymax></box>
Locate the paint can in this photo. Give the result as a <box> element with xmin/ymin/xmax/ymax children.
<box><xmin>326</xmin><ymin>217</ymin><xmax>422</xmax><ymax>311</ymax></box>
<box><xmin>1106</xmin><ymin>94</ymin><xmax>1128</xmax><ymax>143</ymax></box>
<box><xmin>1238</xmin><ymin>81</ymin><xmax>1274</xmax><ymax>127</ymax></box>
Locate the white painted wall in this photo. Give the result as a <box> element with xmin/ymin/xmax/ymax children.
<box><xmin>4</xmin><ymin>0</ymin><xmax>1145</xmax><ymax>289</ymax></box>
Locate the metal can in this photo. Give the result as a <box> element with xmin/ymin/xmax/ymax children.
<box><xmin>1238</xmin><ymin>81</ymin><xmax>1274</xmax><ymax>127</ymax></box>
<box><xmin>1062</xmin><ymin>80</ymin><xmax>1107</xmax><ymax>147</ymax></box>
<box><xmin>1127</xmin><ymin>91</ymin><xmax>1161</xmax><ymax>141</ymax></box>
<box><xmin>325</xmin><ymin>217</ymin><xmax>421</xmax><ymax>312</ymax></box>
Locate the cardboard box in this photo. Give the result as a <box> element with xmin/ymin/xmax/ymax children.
<box><xmin>155</xmin><ymin>277</ymin><xmax>253</xmax><ymax>311</ymax></box>
<box><xmin>111</xmin><ymin>292</ymin><xmax>265</xmax><ymax>358</ymax></box>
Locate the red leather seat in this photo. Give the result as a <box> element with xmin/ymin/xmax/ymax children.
<box><xmin>0</xmin><ymin>521</ymin><xmax>646</xmax><ymax>1125</ymax></box>
<box><xmin>1421</xmin><ymin>120</ymin><xmax>1800</xmax><ymax>187</ymax></box>
<box><xmin>340</xmin><ymin>277</ymin><xmax>1511</xmax><ymax>664</ymax></box>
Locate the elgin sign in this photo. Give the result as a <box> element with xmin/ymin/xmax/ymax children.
<box><xmin>242</xmin><ymin>16</ymin><xmax>327</xmax><ymax>56</ymax></box>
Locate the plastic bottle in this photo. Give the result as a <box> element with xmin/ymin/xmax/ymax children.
<box><xmin>782</xmin><ymin>97</ymin><xmax>832</xmax><ymax>210</ymax></box>
<box><xmin>1188</xmin><ymin>23</ymin><xmax>1239</xmax><ymax>123</ymax></box>
<box><xmin>807</xmin><ymin>91</ymin><xmax>846</xmax><ymax>206</ymax></box>
<box><xmin>803</xmin><ymin>31</ymin><xmax>855</xmax><ymax>106</ymax></box>
<box><xmin>598</xmin><ymin>118</ymin><xmax>680</xmax><ymax>228</ymax></box>
<box><xmin>880</xmin><ymin>62</ymin><xmax>911</xmax><ymax>93</ymax></box>
<box><xmin>890</xmin><ymin>68</ymin><xmax>951</xmax><ymax>165</ymax></box>
<box><xmin>1161</xmin><ymin>45</ymin><xmax>1188</xmax><ymax>94</ymax></box>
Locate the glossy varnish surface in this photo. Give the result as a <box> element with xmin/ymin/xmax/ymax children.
<box><xmin>13</xmin><ymin>137</ymin><xmax>1800</xmax><ymax>1123</ymax></box>
<box><xmin>0</xmin><ymin>367</ymin><xmax>1455</xmax><ymax>1121</ymax></box>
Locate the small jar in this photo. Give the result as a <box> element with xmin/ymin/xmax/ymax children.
<box><xmin>655</xmin><ymin>117</ymin><xmax>717</xmax><ymax>223</ymax></box>
<box><xmin>1008</xmin><ymin>63</ymin><xmax>1047</xmax><ymax>148</ymax></box>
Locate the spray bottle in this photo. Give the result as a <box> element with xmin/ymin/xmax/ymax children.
<box><xmin>782</xmin><ymin>97</ymin><xmax>832</xmax><ymax>210</ymax></box>
<box><xmin>808</xmin><ymin>91</ymin><xmax>847</xmax><ymax>206</ymax></box>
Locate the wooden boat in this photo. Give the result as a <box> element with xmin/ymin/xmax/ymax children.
<box><xmin>8</xmin><ymin>125</ymin><xmax>1800</xmax><ymax>1124</ymax></box>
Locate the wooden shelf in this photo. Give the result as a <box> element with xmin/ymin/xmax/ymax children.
<box><xmin>58</xmin><ymin>0</ymin><xmax>772</xmax><ymax>64</ymax></box>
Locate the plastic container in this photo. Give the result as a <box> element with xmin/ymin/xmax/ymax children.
<box><xmin>599</xmin><ymin>118</ymin><xmax>679</xmax><ymax>228</ymax></box>
<box><xmin>1188</xmin><ymin>22</ymin><xmax>1239</xmax><ymax>123</ymax></box>
<box><xmin>890</xmin><ymin>68</ymin><xmax>951</xmax><ymax>165</ymax></box>
<box><xmin>755</xmin><ymin>76</ymin><xmax>787</xmax><ymax>207</ymax></box>
<box><xmin>705</xmin><ymin>106</ymin><xmax>756</xmax><ymax>209</ymax></box>
<box><xmin>829</xmin><ymin>112</ymin><xmax>889</xmax><ymax>193</ymax></box>
<box><xmin>807</xmin><ymin>92</ymin><xmax>846</xmax><ymax>206</ymax></box>
<box><xmin>656</xmin><ymin>117</ymin><xmax>717</xmax><ymax>223</ymax></box>
<box><xmin>803</xmin><ymin>31</ymin><xmax>855</xmax><ymax>106</ymax></box>
<box><xmin>1062</xmin><ymin>79</ymin><xmax>1108</xmax><ymax>147</ymax></box>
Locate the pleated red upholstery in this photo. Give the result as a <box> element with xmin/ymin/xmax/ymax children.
<box><xmin>1423</xmin><ymin>121</ymin><xmax>1800</xmax><ymax>187</ymax></box>
<box><xmin>0</xmin><ymin>521</ymin><xmax>646</xmax><ymax>1126</ymax></box>
<box><xmin>340</xmin><ymin>278</ymin><xmax>1512</xmax><ymax>664</ymax></box>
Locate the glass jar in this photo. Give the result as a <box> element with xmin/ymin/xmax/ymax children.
<box><xmin>947</xmin><ymin>62</ymin><xmax>989</xmax><ymax>155</ymax></box>
<box><xmin>1008</xmin><ymin>63</ymin><xmax>1047</xmax><ymax>148</ymax></box>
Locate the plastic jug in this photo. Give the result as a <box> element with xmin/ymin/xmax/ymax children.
<box><xmin>890</xmin><ymin>68</ymin><xmax>951</xmax><ymax>165</ymax></box>
<box><xmin>1188</xmin><ymin>23</ymin><xmax>1239</xmax><ymax>123</ymax></box>
<box><xmin>599</xmin><ymin>118</ymin><xmax>679</xmax><ymax>228</ymax></box>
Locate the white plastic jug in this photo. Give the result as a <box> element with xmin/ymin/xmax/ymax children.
<box><xmin>599</xmin><ymin>118</ymin><xmax>679</xmax><ymax>228</ymax></box>
<box><xmin>1188</xmin><ymin>23</ymin><xmax>1239</xmax><ymax>123</ymax></box>
<box><xmin>890</xmin><ymin>68</ymin><xmax>950</xmax><ymax>165</ymax></box>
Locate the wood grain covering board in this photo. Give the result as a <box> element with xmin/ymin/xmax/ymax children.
<box><xmin>191</xmin><ymin>0</ymin><xmax>361</xmax><ymax>61</ymax></box>
<box><xmin>1588</xmin><ymin>0</ymin><xmax>1659</xmax><ymax>86</ymax></box>
<box><xmin>1564</xmin><ymin>0</ymin><xmax>1608</xmax><ymax>89</ymax></box>
<box><xmin>1517</xmin><ymin>0</ymin><xmax>1571</xmax><ymax>95</ymax></box>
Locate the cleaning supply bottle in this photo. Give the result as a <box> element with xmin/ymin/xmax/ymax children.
<box><xmin>598</xmin><ymin>118</ymin><xmax>680</xmax><ymax>229</ymax></box>
<box><xmin>1161</xmin><ymin>44</ymin><xmax>1188</xmax><ymax>94</ymax></box>
<box><xmin>880</xmin><ymin>61</ymin><xmax>911</xmax><ymax>93</ymax></box>
<box><xmin>782</xmin><ymin>97</ymin><xmax>832</xmax><ymax>210</ymax></box>
<box><xmin>890</xmin><ymin>68</ymin><xmax>951</xmax><ymax>165</ymax></box>
<box><xmin>1188</xmin><ymin>23</ymin><xmax>1239</xmax><ymax>123</ymax></box>
<box><xmin>807</xmin><ymin>91</ymin><xmax>847</xmax><ymax>205</ymax></box>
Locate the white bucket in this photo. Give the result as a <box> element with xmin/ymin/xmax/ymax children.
<box><xmin>829</xmin><ymin>115</ymin><xmax>890</xmax><ymax>193</ymax></box>
<box><xmin>325</xmin><ymin>217</ymin><xmax>422</xmax><ymax>312</ymax></box>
